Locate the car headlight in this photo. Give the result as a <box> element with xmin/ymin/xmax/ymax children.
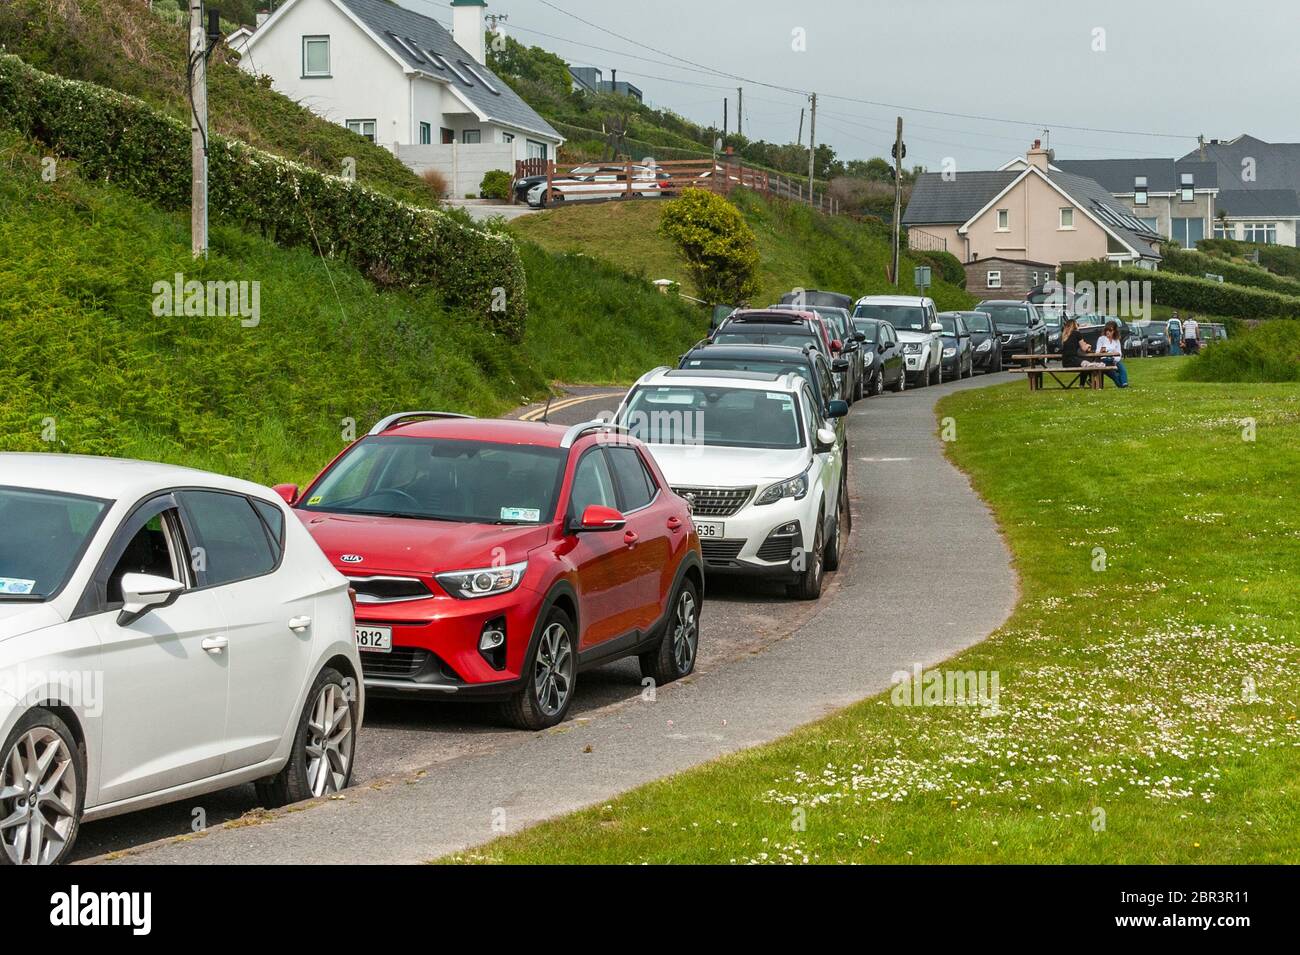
<box><xmin>942</xmin><ymin>346</ymin><xmax>956</xmax><ymax>357</ymax></box>
<box><xmin>862</xmin><ymin>351</ymin><xmax>874</xmax><ymax>365</ymax></box>
<box><xmin>755</xmin><ymin>467</ymin><xmax>811</xmax><ymax>505</ymax></box>
<box><xmin>902</xmin><ymin>342</ymin><xmax>922</xmax><ymax>354</ymax></box>
<box><xmin>435</xmin><ymin>561</ymin><xmax>527</xmax><ymax>599</ymax></box>
<box><xmin>976</xmin><ymin>339</ymin><xmax>991</xmax><ymax>352</ymax></box>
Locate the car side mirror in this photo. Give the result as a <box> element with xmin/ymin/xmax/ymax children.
<box><xmin>118</xmin><ymin>572</ymin><xmax>185</xmax><ymax>626</ymax></box>
<box><xmin>832</xmin><ymin>358</ymin><xmax>850</xmax><ymax>372</ymax></box>
<box><xmin>572</xmin><ymin>504</ymin><xmax>626</xmax><ymax>533</ymax></box>
<box><xmin>853</xmin><ymin>332</ymin><xmax>867</xmax><ymax>342</ymax></box>
<box><xmin>929</xmin><ymin>323</ymin><xmax>943</xmax><ymax>333</ymax></box>
<box><xmin>830</xmin><ymin>339</ymin><xmax>843</xmax><ymax>352</ymax></box>
<box><xmin>273</xmin><ymin>483</ymin><xmax>299</xmax><ymax>505</ymax></box>
<box><xmin>825</xmin><ymin>400</ymin><xmax>849</xmax><ymax>419</ymax></box>
<box><xmin>814</xmin><ymin>427</ymin><xmax>837</xmax><ymax>452</ymax></box>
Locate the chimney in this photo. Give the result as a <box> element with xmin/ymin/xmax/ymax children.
<box><xmin>451</xmin><ymin>0</ymin><xmax>487</xmax><ymax>66</ymax></box>
<box><xmin>1026</xmin><ymin>139</ymin><xmax>1050</xmax><ymax>172</ymax></box>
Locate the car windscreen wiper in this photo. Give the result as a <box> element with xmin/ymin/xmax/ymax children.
<box><xmin>0</xmin><ymin>594</ymin><xmax>45</xmax><ymax>602</ymax></box>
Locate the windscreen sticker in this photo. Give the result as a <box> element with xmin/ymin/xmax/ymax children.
<box><xmin>501</xmin><ymin>507</ymin><xmax>541</xmax><ymax>522</ymax></box>
<box><xmin>307</xmin><ymin>495</ymin><xmax>323</xmax><ymax>505</ymax></box>
<box><xmin>0</xmin><ymin>577</ymin><xmax>36</xmax><ymax>595</ymax></box>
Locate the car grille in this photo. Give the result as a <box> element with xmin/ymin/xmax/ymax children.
<box><xmin>348</xmin><ymin>575</ymin><xmax>433</xmax><ymax>603</ymax></box>
<box><xmin>360</xmin><ymin>646</ymin><xmax>431</xmax><ymax>679</ymax></box>
<box><xmin>673</xmin><ymin>486</ymin><xmax>754</xmax><ymax>517</ymax></box>
<box><xmin>699</xmin><ymin>539</ymin><xmax>745</xmax><ymax>564</ymax></box>
<box><xmin>757</xmin><ymin>535</ymin><xmax>796</xmax><ymax>563</ymax></box>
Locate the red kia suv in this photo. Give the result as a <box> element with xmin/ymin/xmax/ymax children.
<box><xmin>275</xmin><ymin>412</ymin><xmax>704</xmax><ymax>730</ymax></box>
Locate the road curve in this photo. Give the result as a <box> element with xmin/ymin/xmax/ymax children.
<box><xmin>93</xmin><ymin>373</ymin><xmax>1018</xmax><ymax>864</ymax></box>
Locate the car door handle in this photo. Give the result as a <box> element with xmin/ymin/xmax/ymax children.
<box><xmin>201</xmin><ymin>636</ymin><xmax>229</xmax><ymax>654</ymax></box>
<box><xmin>623</xmin><ymin>530</ymin><xmax>639</xmax><ymax>547</ymax></box>
<box><xmin>666</xmin><ymin>516</ymin><xmax>683</xmax><ymax>533</ymax></box>
<box><xmin>288</xmin><ymin>616</ymin><xmax>313</xmax><ymax>632</ymax></box>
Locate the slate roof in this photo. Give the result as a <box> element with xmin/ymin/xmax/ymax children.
<box><xmin>337</xmin><ymin>0</ymin><xmax>561</xmax><ymax>141</ymax></box>
<box><xmin>903</xmin><ymin>166</ymin><xmax>1162</xmax><ymax>259</ymax></box>
<box><xmin>1054</xmin><ymin>158</ymin><xmax>1218</xmax><ymax>193</ymax></box>
<box><xmin>1181</xmin><ymin>135</ymin><xmax>1300</xmax><ymax>194</ymax></box>
<box><xmin>1217</xmin><ymin>188</ymin><xmax>1300</xmax><ymax>218</ymax></box>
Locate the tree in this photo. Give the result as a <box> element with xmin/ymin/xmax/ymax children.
<box><xmin>659</xmin><ymin>189</ymin><xmax>761</xmax><ymax>306</ymax></box>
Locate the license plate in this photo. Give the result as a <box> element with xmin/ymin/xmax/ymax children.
<box><xmin>355</xmin><ymin>625</ymin><xmax>392</xmax><ymax>653</ymax></box>
<box><xmin>694</xmin><ymin>520</ymin><xmax>724</xmax><ymax>538</ymax></box>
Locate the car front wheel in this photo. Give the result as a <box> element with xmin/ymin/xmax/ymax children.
<box><xmin>640</xmin><ymin>578</ymin><xmax>700</xmax><ymax>685</ymax></box>
<box><xmin>257</xmin><ymin>666</ymin><xmax>357</xmax><ymax>807</ymax></box>
<box><xmin>0</xmin><ymin>710</ymin><xmax>84</xmax><ymax>866</ymax></box>
<box><xmin>787</xmin><ymin>510</ymin><xmax>825</xmax><ymax>600</ymax></box>
<box><xmin>503</xmin><ymin>608</ymin><xmax>577</xmax><ymax>730</ymax></box>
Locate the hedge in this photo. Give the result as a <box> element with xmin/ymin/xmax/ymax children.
<box><xmin>1197</xmin><ymin>238</ymin><xmax>1300</xmax><ymax>283</ymax></box>
<box><xmin>1162</xmin><ymin>247</ymin><xmax>1300</xmax><ymax>297</ymax></box>
<box><xmin>0</xmin><ymin>53</ymin><xmax>526</xmax><ymax>339</ymax></box>
<box><xmin>909</xmin><ymin>247</ymin><xmax>966</xmax><ymax>290</ymax></box>
<box><xmin>1062</xmin><ymin>260</ymin><xmax>1300</xmax><ymax>320</ymax></box>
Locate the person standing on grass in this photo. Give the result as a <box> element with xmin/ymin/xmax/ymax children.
<box><xmin>1095</xmin><ymin>320</ymin><xmax>1130</xmax><ymax>388</ymax></box>
<box><xmin>1167</xmin><ymin>311</ymin><xmax>1183</xmax><ymax>355</ymax></box>
<box><xmin>1183</xmin><ymin>314</ymin><xmax>1201</xmax><ymax>354</ymax></box>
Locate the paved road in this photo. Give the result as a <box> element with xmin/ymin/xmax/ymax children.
<box><xmin>80</xmin><ymin>373</ymin><xmax>1017</xmax><ymax>864</ymax></box>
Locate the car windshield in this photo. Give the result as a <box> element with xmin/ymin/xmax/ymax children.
<box><xmin>854</xmin><ymin>304</ymin><xmax>928</xmax><ymax>331</ymax></box>
<box><xmin>298</xmin><ymin>437</ymin><xmax>566</xmax><ymax>524</ymax></box>
<box><xmin>623</xmin><ymin>386</ymin><xmax>804</xmax><ymax>450</ymax></box>
<box><xmin>963</xmin><ymin>313</ymin><xmax>992</xmax><ymax>333</ymax></box>
<box><xmin>979</xmin><ymin>304</ymin><xmax>1032</xmax><ymax>327</ymax></box>
<box><xmin>0</xmin><ymin>487</ymin><xmax>109</xmax><ymax>600</ymax></box>
<box><xmin>1146</xmin><ymin>325</ymin><xmax>1167</xmax><ymax>338</ymax></box>
<box><xmin>938</xmin><ymin>315</ymin><xmax>959</xmax><ymax>334</ymax></box>
<box><xmin>714</xmin><ymin>329</ymin><xmax>817</xmax><ymax>349</ymax></box>
<box><xmin>681</xmin><ymin>358</ymin><xmax>813</xmax><ymax>391</ymax></box>
<box><xmin>851</xmin><ymin>320</ymin><xmax>878</xmax><ymax>342</ymax></box>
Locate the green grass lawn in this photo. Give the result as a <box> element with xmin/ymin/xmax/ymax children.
<box><xmin>451</xmin><ymin>359</ymin><xmax>1300</xmax><ymax>864</ymax></box>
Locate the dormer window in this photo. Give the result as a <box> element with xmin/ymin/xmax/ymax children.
<box><xmin>1134</xmin><ymin>175</ymin><xmax>1148</xmax><ymax>206</ymax></box>
<box><xmin>1180</xmin><ymin>172</ymin><xmax>1194</xmax><ymax>202</ymax></box>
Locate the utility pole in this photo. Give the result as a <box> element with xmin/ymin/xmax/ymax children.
<box><xmin>736</xmin><ymin>87</ymin><xmax>743</xmax><ymax>138</ymax></box>
<box><xmin>189</xmin><ymin>0</ymin><xmax>208</xmax><ymax>258</ymax></box>
<box><xmin>797</xmin><ymin>107</ymin><xmax>804</xmax><ymax>146</ymax></box>
<box><xmin>891</xmin><ymin>116</ymin><xmax>904</xmax><ymax>285</ymax></box>
<box><xmin>807</xmin><ymin>92</ymin><xmax>817</xmax><ymax>207</ymax></box>
<box><xmin>722</xmin><ymin>97</ymin><xmax>728</xmax><ymax>139</ymax></box>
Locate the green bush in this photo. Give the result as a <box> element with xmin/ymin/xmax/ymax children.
<box><xmin>1162</xmin><ymin>247</ymin><xmax>1300</xmax><ymax>297</ymax></box>
<box><xmin>1197</xmin><ymin>238</ymin><xmax>1300</xmax><ymax>282</ymax></box>
<box><xmin>910</xmin><ymin>247</ymin><xmax>966</xmax><ymax>289</ymax></box>
<box><xmin>659</xmin><ymin>188</ymin><xmax>761</xmax><ymax>305</ymax></box>
<box><xmin>1178</xmin><ymin>321</ymin><xmax>1300</xmax><ymax>383</ymax></box>
<box><xmin>0</xmin><ymin>53</ymin><xmax>527</xmax><ymax>340</ymax></box>
<box><xmin>480</xmin><ymin>169</ymin><xmax>513</xmax><ymax>201</ymax></box>
<box><xmin>1062</xmin><ymin>260</ymin><xmax>1300</xmax><ymax>320</ymax></box>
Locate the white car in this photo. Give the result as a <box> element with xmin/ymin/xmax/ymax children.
<box><xmin>853</xmin><ymin>295</ymin><xmax>945</xmax><ymax>387</ymax></box>
<box><xmin>617</xmin><ymin>368</ymin><xmax>848</xmax><ymax>600</ymax></box>
<box><xmin>0</xmin><ymin>454</ymin><xmax>363</xmax><ymax>865</ymax></box>
<box><xmin>527</xmin><ymin>163</ymin><xmax>663</xmax><ymax>207</ymax></box>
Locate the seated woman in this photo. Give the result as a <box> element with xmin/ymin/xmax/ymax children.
<box><xmin>1060</xmin><ymin>318</ymin><xmax>1104</xmax><ymax>386</ymax></box>
<box><xmin>1094</xmin><ymin>320</ymin><xmax>1130</xmax><ymax>388</ymax></box>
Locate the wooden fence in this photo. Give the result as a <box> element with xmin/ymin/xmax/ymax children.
<box><xmin>513</xmin><ymin>158</ymin><xmax>842</xmax><ymax>215</ymax></box>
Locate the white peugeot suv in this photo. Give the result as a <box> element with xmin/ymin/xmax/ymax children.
<box><xmin>853</xmin><ymin>295</ymin><xmax>944</xmax><ymax>387</ymax></box>
<box><xmin>0</xmin><ymin>453</ymin><xmax>363</xmax><ymax>865</ymax></box>
<box><xmin>617</xmin><ymin>369</ymin><xmax>849</xmax><ymax>599</ymax></box>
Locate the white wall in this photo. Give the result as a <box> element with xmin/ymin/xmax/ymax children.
<box><xmin>396</xmin><ymin>142</ymin><xmax>515</xmax><ymax>197</ymax></box>
<box><xmin>239</xmin><ymin>0</ymin><xmax>411</xmax><ymax>147</ymax></box>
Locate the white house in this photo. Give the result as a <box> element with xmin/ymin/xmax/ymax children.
<box><xmin>236</xmin><ymin>0</ymin><xmax>563</xmax><ymax>194</ymax></box>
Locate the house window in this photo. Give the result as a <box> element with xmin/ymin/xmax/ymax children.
<box><xmin>419</xmin><ymin>122</ymin><xmax>432</xmax><ymax>145</ymax></box>
<box><xmin>526</xmin><ymin>139</ymin><xmax>549</xmax><ymax>160</ymax></box>
<box><xmin>502</xmin><ymin>132</ymin><xmax>515</xmax><ymax>144</ymax></box>
<box><xmin>1180</xmin><ymin>173</ymin><xmax>1194</xmax><ymax>202</ymax></box>
<box><xmin>1134</xmin><ymin>176</ymin><xmax>1148</xmax><ymax>206</ymax></box>
<box><xmin>302</xmin><ymin>36</ymin><xmax>331</xmax><ymax>77</ymax></box>
<box><xmin>1173</xmin><ymin>217</ymin><xmax>1205</xmax><ymax>247</ymax></box>
<box><xmin>346</xmin><ymin>119</ymin><xmax>376</xmax><ymax>142</ymax></box>
<box><xmin>996</xmin><ymin>209</ymin><xmax>1009</xmax><ymax>231</ymax></box>
<box><xmin>986</xmin><ymin>270</ymin><xmax>1002</xmax><ymax>289</ymax></box>
<box><xmin>1059</xmin><ymin>207</ymin><xmax>1075</xmax><ymax>229</ymax></box>
<box><xmin>462</xmin><ymin>129</ymin><xmax>481</xmax><ymax>144</ymax></box>
<box><xmin>1242</xmin><ymin>222</ymin><xmax>1277</xmax><ymax>244</ymax></box>
<box><xmin>1214</xmin><ymin>221</ymin><xmax>1236</xmax><ymax>240</ymax></box>
<box><xmin>440</xmin><ymin>127</ymin><xmax>454</xmax><ymax>145</ymax></box>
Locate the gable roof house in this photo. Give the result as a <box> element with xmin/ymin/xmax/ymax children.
<box><xmin>903</xmin><ymin>142</ymin><xmax>1164</xmax><ymax>282</ymax></box>
<box><xmin>1052</xmin><ymin>158</ymin><xmax>1218</xmax><ymax>250</ymax></box>
<box><xmin>236</xmin><ymin>0</ymin><xmax>562</xmax><ymax>196</ymax></box>
<box><xmin>1181</xmin><ymin>135</ymin><xmax>1300</xmax><ymax>246</ymax></box>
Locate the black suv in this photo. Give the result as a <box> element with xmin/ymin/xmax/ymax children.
<box><xmin>976</xmin><ymin>300</ymin><xmax>1049</xmax><ymax>357</ymax></box>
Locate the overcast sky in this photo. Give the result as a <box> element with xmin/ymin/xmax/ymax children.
<box><xmin>405</xmin><ymin>0</ymin><xmax>1299</xmax><ymax>171</ymax></box>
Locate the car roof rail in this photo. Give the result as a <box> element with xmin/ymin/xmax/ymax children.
<box><xmin>368</xmin><ymin>411</ymin><xmax>475</xmax><ymax>436</ymax></box>
<box><xmin>560</xmin><ymin>419</ymin><xmax>632</xmax><ymax>449</ymax></box>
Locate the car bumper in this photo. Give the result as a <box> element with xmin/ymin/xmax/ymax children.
<box><xmin>696</xmin><ymin>497</ymin><xmax>812</xmax><ymax>581</ymax></box>
<box><xmin>903</xmin><ymin>353</ymin><xmax>927</xmax><ymax>374</ymax></box>
<box><xmin>972</xmin><ymin>349</ymin><xmax>997</xmax><ymax>368</ymax></box>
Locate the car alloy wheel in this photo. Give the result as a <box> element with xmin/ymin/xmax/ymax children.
<box><xmin>671</xmin><ymin>589</ymin><xmax>698</xmax><ymax>674</ymax></box>
<box><xmin>1</xmin><ymin>725</ymin><xmax>78</xmax><ymax>866</ymax></box>
<box><xmin>305</xmin><ymin>682</ymin><xmax>354</xmax><ymax>797</ymax></box>
<box><xmin>534</xmin><ymin>621</ymin><xmax>574</xmax><ymax>717</ymax></box>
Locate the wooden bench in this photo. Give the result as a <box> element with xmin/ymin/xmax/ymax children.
<box><xmin>1007</xmin><ymin>366</ymin><xmax>1107</xmax><ymax>390</ymax></box>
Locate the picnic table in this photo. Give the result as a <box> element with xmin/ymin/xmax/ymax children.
<box><xmin>1006</xmin><ymin>353</ymin><xmax>1107</xmax><ymax>391</ymax></box>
